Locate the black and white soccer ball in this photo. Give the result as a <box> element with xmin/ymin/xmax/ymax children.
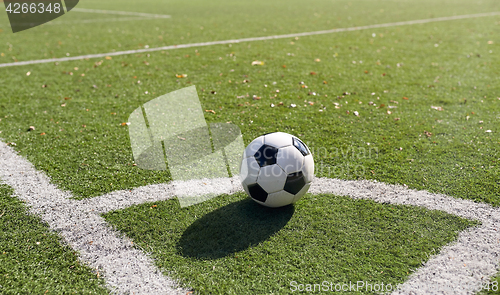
<box><xmin>239</xmin><ymin>132</ymin><xmax>314</xmax><ymax>207</ymax></box>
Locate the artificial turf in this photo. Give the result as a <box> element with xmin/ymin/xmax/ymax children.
<box><xmin>1</xmin><ymin>0</ymin><xmax>499</xmax><ymax>61</ymax></box>
<box><xmin>0</xmin><ymin>0</ymin><xmax>499</xmax><ymax>293</ymax></box>
<box><xmin>0</xmin><ymin>185</ymin><xmax>108</xmax><ymax>294</ymax></box>
<box><xmin>104</xmin><ymin>192</ymin><xmax>477</xmax><ymax>294</ymax></box>
<box><xmin>0</xmin><ymin>9</ymin><xmax>498</xmax><ymax>203</ymax></box>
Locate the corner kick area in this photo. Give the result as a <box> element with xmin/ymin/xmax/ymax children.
<box><xmin>0</xmin><ymin>5</ymin><xmax>499</xmax><ymax>294</ymax></box>
<box><xmin>1</xmin><ymin>137</ymin><xmax>500</xmax><ymax>294</ymax></box>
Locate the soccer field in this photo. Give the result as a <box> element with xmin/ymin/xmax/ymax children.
<box><xmin>0</xmin><ymin>0</ymin><xmax>499</xmax><ymax>294</ymax></box>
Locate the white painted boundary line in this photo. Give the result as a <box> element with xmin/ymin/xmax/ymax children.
<box><xmin>0</xmin><ymin>143</ymin><xmax>187</xmax><ymax>295</ymax></box>
<box><xmin>1</xmin><ymin>11</ymin><xmax>499</xmax><ymax>68</ymax></box>
<box><xmin>310</xmin><ymin>178</ymin><xmax>500</xmax><ymax>295</ymax></box>
<box><xmin>2</xmin><ymin>135</ymin><xmax>499</xmax><ymax>294</ymax></box>
<box><xmin>71</xmin><ymin>8</ymin><xmax>171</xmax><ymax>19</ymax></box>
<box><xmin>81</xmin><ymin>176</ymin><xmax>500</xmax><ymax>294</ymax></box>
<box><xmin>79</xmin><ymin>177</ymin><xmax>242</xmax><ymax>214</ymax></box>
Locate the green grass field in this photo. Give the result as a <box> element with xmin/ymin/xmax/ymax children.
<box><xmin>104</xmin><ymin>193</ymin><xmax>476</xmax><ymax>294</ymax></box>
<box><xmin>0</xmin><ymin>0</ymin><xmax>499</xmax><ymax>293</ymax></box>
<box><xmin>0</xmin><ymin>185</ymin><xmax>108</xmax><ymax>294</ymax></box>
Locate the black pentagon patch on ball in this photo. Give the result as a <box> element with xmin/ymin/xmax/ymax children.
<box><xmin>284</xmin><ymin>171</ymin><xmax>306</xmax><ymax>195</ymax></box>
<box><xmin>293</xmin><ymin>137</ymin><xmax>310</xmax><ymax>156</ymax></box>
<box><xmin>254</xmin><ymin>144</ymin><xmax>278</xmax><ymax>167</ymax></box>
<box><xmin>247</xmin><ymin>183</ymin><xmax>268</xmax><ymax>202</ymax></box>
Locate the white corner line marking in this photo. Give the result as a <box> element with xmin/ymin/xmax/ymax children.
<box><xmin>310</xmin><ymin>178</ymin><xmax>500</xmax><ymax>295</ymax></box>
<box><xmin>1</xmin><ymin>139</ymin><xmax>500</xmax><ymax>294</ymax></box>
<box><xmin>0</xmin><ymin>142</ymin><xmax>187</xmax><ymax>295</ymax></box>
<box><xmin>81</xmin><ymin>177</ymin><xmax>500</xmax><ymax>294</ymax></box>
<box><xmin>0</xmin><ymin>11</ymin><xmax>499</xmax><ymax>68</ymax></box>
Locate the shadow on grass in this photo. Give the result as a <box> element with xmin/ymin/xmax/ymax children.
<box><xmin>177</xmin><ymin>198</ymin><xmax>294</xmax><ymax>259</ymax></box>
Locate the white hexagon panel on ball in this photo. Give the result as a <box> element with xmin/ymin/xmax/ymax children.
<box><xmin>240</xmin><ymin>157</ymin><xmax>260</xmax><ymax>186</ymax></box>
<box><xmin>266</xmin><ymin>190</ymin><xmax>295</xmax><ymax>208</ymax></box>
<box><xmin>264</xmin><ymin>132</ymin><xmax>293</xmax><ymax>149</ymax></box>
<box><xmin>257</xmin><ymin>165</ymin><xmax>287</xmax><ymax>194</ymax></box>
<box><xmin>242</xmin><ymin>135</ymin><xmax>264</xmax><ymax>159</ymax></box>
<box><xmin>302</xmin><ymin>154</ymin><xmax>314</xmax><ymax>183</ymax></box>
<box><xmin>277</xmin><ymin>145</ymin><xmax>304</xmax><ymax>174</ymax></box>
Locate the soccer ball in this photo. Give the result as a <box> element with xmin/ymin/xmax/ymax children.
<box><xmin>239</xmin><ymin>132</ymin><xmax>314</xmax><ymax>207</ymax></box>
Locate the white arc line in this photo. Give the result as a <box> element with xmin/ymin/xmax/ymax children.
<box><xmin>77</xmin><ymin>176</ymin><xmax>500</xmax><ymax>294</ymax></box>
<box><xmin>310</xmin><ymin>178</ymin><xmax>500</xmax><ymax>295</ymax></box>
<box><xmin>0</xmin><ymin>11</ymin><xmax>499</xmax><ymax>68</ymax></box>
<box><xmin>77</xmin><ymin>177</ymin><xmax>242</xmax><ymax>214</ymax></box>
<box><xmin>1</xmin><ymin>139</ymin><xmax>500</xmax><ymax>294</ymax></box>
